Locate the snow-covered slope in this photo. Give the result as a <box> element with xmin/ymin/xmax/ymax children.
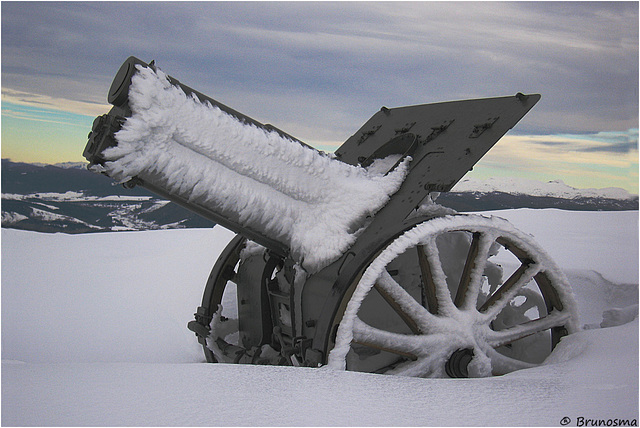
<box><xmin>1</xmin><ymin>190</ymin><xmax>201</xmax><ymax>233</ymax></box>
<box><xmin>2</xmin><ymin>209</ymin><xmax>638</xmax><ymax>425</ymax></box>
<box><xmin>32</xmin><ymin>161</ymin><xmax>88</xmax><ymax>170</ymax></box>
<box><xmin>1</xmin><ymin>159</ymin><xmax>216</xmax><ymax>233</ymax></box>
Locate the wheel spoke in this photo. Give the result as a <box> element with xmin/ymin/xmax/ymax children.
<box><xmin>485</xmin><ymin>310</ymin><xmax>572</xmax><ymax>348</ymax></box>
<box><xmin>455</xmin><ymin>231</ymin><xmax>496</xmax><ymax>310</ymax></box>
<box><xmin>417</xmin><ymin>240</ymin><xmax>456</xmax><ymax>315</ymax></box>
<box><xmin>352</xmin><ymin>317</ymin><xmax>425</xmax><ymax>359</ymax></box>
<box><xmin>454</xmin><ymin>232</ymin><xmax>481</xmax><ymax>308</ymax></box>
<box><xmin>479</xmin><ymin>263</ymin><xmax>541</xmax><ymax>320</ymax></box>
<box><xmin>417</xmin><ymin>244</ymin><xmax>438</xmax><ymax>314</ymax></box>
<box><xmin>374</xmin><ymin>270</ymin><xmax>435</xmax><ymax>334</ymax></box>
<box><xmin>485</xmin><ymin>347</ymin><xmax>537</xmax><ymax>375</ymax></box>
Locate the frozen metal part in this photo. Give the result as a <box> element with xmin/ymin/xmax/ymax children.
<box><xmin>83</xmin><ymin>57</ymin><xmax>576</xmax><ymax>378</ymax></box>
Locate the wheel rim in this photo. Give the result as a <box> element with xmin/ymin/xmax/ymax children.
<box><xmin>196</xmin><ymin>235</ymin><xmax>246</xmax><ymax>362</ymax></box>
<box><xmin>328</xmin><ymin>214</ymin><xmax>579</xmax><ymax>378</ymax></box>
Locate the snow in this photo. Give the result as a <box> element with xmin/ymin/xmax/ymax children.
<box><xmin>1</xmin><ymin>211</ymin><xmax>27</xmax><ymax>224</ymax></box>
<box><xmin>2</xmin><ymin>209</ymin><xmax>638</xmax><ymax>425</ymax></box>
<box><xmin>2</xmin><ymin>227</ymin><xmax>234</xmax><ymax>363</ymax></box>
<box><xmin>101</xmin><ymin>64</ymin><xmax>408</xmax><ymax>272</ymax></box>
<box><xmin>491</xmin><ymin>209</ymin><xmax>638</xmax><ymax>285</ymax></box>
<box><xmin>2</xmin><ymin>191</ymin><xmax>153</xmax><ymax>202</ymax></box>
<box><xmin>452</xmin><ymin>176</ymin><xmax>638</xmax><ymax>200</ymax></box>
<box><xmin>601</xmin><ymin>305</ymin><xmax>640</xmax><ymax>328</ymax></box>
<box><xmin>28</xmin><ymin>206</ymin><xmax>102</xmax><ymax>230</ymax></box>
<box><xmin>31</xmin><ymin>161</ymin><xmax>88</xmax><ymax>170</ymax></box>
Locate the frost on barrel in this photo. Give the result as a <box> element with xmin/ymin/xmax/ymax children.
<box><xmin>84</xmin><ymin>57</ymin><xmax>578</xmax><ymax>378</ymax></box>
<box><xmin>101</xmin><ymin>65</ymin><xmax>408</xmax><ymax>272</ymax></box>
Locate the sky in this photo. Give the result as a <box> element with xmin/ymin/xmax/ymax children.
<box><xmin>1</xmin><ymin>1</ymin><xmax>638</xmax><ymax>193</ymax></box>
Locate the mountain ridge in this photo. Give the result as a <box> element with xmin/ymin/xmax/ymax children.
<box><xmin>452</xmin><ymin>176</ymin><xmax>636</xmax><ymax>200</ymax></box>
<box><xmin>2</xmin><ymin>159</ymin><xmax>637</xmax><ymax>234</ymax></box>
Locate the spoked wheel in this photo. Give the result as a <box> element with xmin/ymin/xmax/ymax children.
<box><xmin>327</xmin><ymin>214</ymin><xmax>579</xmax><ymax>378</ymax></box>
<box><xmin>190</xmin><ymin>235</ymin><xmax>285</xmax><ymax>365</ymax></box>
<box><xmin>188</xmin><ymin>234</ymin><xmax>246</xmax><ymax>363</ymax></box>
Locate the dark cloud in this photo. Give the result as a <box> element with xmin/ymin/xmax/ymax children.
<box><xmin>579</xmin><ymin>141</ymin><xmax>638</xmax><ymax>154</ymax></box>
<box><xmin>512</xmin><ymin>129</ymin><xmax>638</xmax><ymax>155</ymax></box>
<box><xmin>2</xmin><ymin>1</ymin><xmax>638</xmax><ymax>143</ymax></box>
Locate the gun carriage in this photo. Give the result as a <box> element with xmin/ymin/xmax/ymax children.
<box><xmin>84</xmin><ymin>57</ymin><xmax>578</xmax><ymax>378</ymax></box>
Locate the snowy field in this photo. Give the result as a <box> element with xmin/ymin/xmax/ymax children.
<box><xmin>2</xmin><ymin>209</ymin><xmax>638</xmax><ymax>426</ymax></box>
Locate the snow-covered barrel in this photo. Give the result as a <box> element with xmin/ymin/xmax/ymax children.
<box><xmin>85</xmin><ymin>58</ymin><xmax>409</xmax><ymax>272</ymax></box>
<box><xmin>86</xmin><ymin>57</ymin><xmax>543</xmax><ymax>274</ymax></box>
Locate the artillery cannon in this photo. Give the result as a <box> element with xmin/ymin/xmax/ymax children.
<box><xmin>84</xmin><ymin>57</ymin><xmax>578</xmax><ymax>377</ymax></box>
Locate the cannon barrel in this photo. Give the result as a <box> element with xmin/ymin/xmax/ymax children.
<box><xmin>85</xmin><ymin>57</ymin><xmax>313</xmax><ymax>170</ymax></box>
<box><xmin>85</xmin><ymin>57</ymin><xmax>307</xmax><ymax>256</ymax></box>
<box><xmin>84</xmin><ymin>57</ymin><xmax>410</xmax><ymax>271</ymax></box>
<box><xmin>84</xmin><ymin>57</ymin><xmax>540</xmax><ymax>272</ymax></box>
<box><xmin>84</xmin><ymin>57</ymin><xmax>293</xmax><ymax>256</ymax></box>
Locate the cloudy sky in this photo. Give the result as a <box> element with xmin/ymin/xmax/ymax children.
<box><xmin>2</xmin><ymin>1</ymin><xmax>638</xmax><ymax>192</ymax></box>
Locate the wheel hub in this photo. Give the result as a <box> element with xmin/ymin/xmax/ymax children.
<box><xmin>445</xmin><ymin>348</ymin><xmax>474</xmax><ymax>378</ymax></box>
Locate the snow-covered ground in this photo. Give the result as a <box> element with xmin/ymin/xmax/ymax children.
<box><xmin>2</xmin><ymin>209</ymin><xmax>638</xmax><ymax>426</ymax></box>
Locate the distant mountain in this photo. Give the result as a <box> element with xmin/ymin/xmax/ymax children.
<box><xmin>1</xmin><ymin>159</ymin><xmax>215</xmax><ymax>233</ymax></box>
<box><xmin>1</xmin><ymin>160</ymin><xmax>637</xmax><ymax>234</ymax></box>
<box><xmin>438</xmin><ymin>177</ymin><xmax>639</xmax><ymax>212</ymax></box>
<box><xmin>452</xmin><ymin>176</ymin><xmax>636</xmax><ymax>200</ymax></box>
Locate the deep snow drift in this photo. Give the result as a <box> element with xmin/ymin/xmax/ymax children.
<box><xmin>2</xmin><ymin>209</ymin><xmax>638</xmax><ymax>426</ymax></box>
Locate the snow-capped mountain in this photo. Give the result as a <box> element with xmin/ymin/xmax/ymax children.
<box><xmin>438</xmin><ymin>176</ymin><xmax>638</xmax><ymax>212</ymax></box>
<box><xmin>1</xmin><ymin>159</ymin><xmax>214</xmax><ymax>233</ymax></box>
<box><xmin>1</xmin><ymin>160</ymin><xmax>637</xmax><ymax>234</ymax></box>
<box><xmin>452</xmin><ymin>176</ymin><xmax>636</xmax><ymax>200</ymax></box>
